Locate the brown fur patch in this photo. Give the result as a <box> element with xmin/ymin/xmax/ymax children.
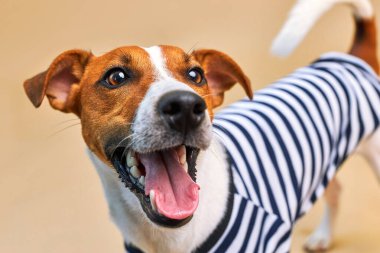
<box><xmin>350</xmin><ymin>18</ymin><xmax>379</xmax><ymax>74</ymax></box>
<box><xmin>79</xmin><ymin>46</ymin><xmax>156</xmax><ymax>162</ymax></box>
<box><xmin>160</xmin><ymin>45</ymin><xmax>215</xmax><ymax>119</ymax></box>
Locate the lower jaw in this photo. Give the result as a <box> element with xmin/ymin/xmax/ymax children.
<box><xmin>130</xmin><ymin>182</ymin><xmax>194</xmax><ymax>228</ymax></box>
<box><xmin>110</xmin><ymin>146</ymin><xmax>200</xmax><ymax>228</ymax></box>
<box><xmin>140</xmin><ymin>197</ymin><xmax>194</xmax><ymax>228</ymax></box>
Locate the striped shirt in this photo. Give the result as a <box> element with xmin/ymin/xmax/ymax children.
<box><xmin>205</xmin><ymin>52</ymin><xmax>380</xmax><ymax>253</ymax></box>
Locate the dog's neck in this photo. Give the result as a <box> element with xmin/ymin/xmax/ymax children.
<box><xmin>88</xmin><ymin>137</ymin><xmax>231</xmax><ymax>253</ymax></box>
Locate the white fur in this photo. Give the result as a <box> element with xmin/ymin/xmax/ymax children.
<box><xmin>304</xmin><ymin>206</ymin><xmax>334</xmax><ymax>251</ymax></box>
<box><xmin>142</xmin><ymin>46</ymin><xmax>172</xmax><ymax>80</ymax></box>
<box><xmin>271</xmin><ymin>0</ymin><xmax>374</xmax><ymax>57</ymax></box>
<box><xmin>304</xmin><ymin>178</ymin><xmax>341</xmax><ymax>251</ymax></box>
<box><xmin>88</xmin><ymin>138</ymin><xmax>230</xmax><ymax>253</ymax></box>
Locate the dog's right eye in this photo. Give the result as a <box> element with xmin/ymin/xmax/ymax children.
<box><xmin>102</xmin><ymin>68</ymin><xmax>130</xmax><ymax>88</ymax></box>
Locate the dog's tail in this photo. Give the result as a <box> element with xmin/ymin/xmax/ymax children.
<box><xmin>271</xmin><ymin>0</ymin><xmax>379</xmax><ymax>73</ymax></box>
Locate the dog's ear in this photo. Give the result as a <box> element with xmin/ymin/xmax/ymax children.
<box><xmin>193</xmin><ymin>49</ymin><xmax>253</xmax><ymax>107</ymax></box>
<box><xmin>23</xmin><ymin>49</ymin><xmax>93</xmax><ymax>115</ymax></box>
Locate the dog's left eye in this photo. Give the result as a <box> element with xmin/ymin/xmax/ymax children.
<box><xmin>187</xmin><ymin>68</ymin><xmax>205</xmax><ymax>85</ymax></box>
<box><xmin>103</xmin><ymin>68</ymin><xmax>130</xmax><ymax>87</ymax></box>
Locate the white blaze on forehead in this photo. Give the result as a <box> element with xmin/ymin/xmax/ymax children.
<box><xmin>140</xmin><ymin>46</ymin><xmax>196</xmax><ymax>96</ymax></box>
<box><xmin>142</xmin><ymin>46</ymin><xmax>172</xmax><ymax>80</ymax></box>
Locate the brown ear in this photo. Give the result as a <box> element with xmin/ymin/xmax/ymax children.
<box><xmin>23</xmin><ymin>49</ymin><xmax>93</xmax><ymax>115</ymax></box>
<box><xmin>192</xmin><ymin>49</ymin><xmax>253</xmax><ymax>107</ymax></box>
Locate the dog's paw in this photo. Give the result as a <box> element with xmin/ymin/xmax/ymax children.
<box><xmin>303</xmin><ymin>232</ymin><xmax>332</xmax><ymax>252</ymax></box>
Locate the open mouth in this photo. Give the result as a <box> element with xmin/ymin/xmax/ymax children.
<box><xmin>111</xmin><ymin>145</ymin><xmax>200</xmax><ymax>227</ymax></box>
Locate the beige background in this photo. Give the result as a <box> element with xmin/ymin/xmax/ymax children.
<box><xmin>1</xmin><ymin>0</ymin><xmax>380</xmax><ymax>252</ymax></box>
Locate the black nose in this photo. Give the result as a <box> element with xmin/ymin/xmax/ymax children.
<box><xmin>158</xmin><ymin>91</ymin><xmax>206</xmax><ymax>134</ymax></box>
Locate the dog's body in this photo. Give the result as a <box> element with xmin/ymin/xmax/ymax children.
<box><xmin>91</xmin><ymin>52</ymin><xmax>380</xmax><ymax>253</ymax></box>
<box><xmin>23</xmin><ymin>0</ymin><xmax>379</xmax><ymax>252</ymax></box>
<box><xmin>209</xmin><ymin>53</ymin><xmax>380</xmax><ymax>252</ymax></box>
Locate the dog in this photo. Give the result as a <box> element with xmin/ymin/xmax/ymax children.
<box><xmin>23</xmin><ymin>0</ymin><xmax>380</xmax><ymax>252</ymax></box>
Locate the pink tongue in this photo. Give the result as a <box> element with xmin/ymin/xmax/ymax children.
<box><xmin>139</xmin><ymin>148</ymin><xmax>199</xmax><ymax>220</ymax></box>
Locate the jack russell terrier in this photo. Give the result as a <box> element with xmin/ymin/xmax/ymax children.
<box><xmin>23</xmin><ymin>0</ymin><xmax>380</xmax><ymax>252</ymax></box>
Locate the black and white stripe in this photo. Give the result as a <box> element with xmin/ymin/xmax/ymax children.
<box><xmin>209</xmin><ymin>52</ymin><xmax>380</xmax><ymax>253</ymax></box>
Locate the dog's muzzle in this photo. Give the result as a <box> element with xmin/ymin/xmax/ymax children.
<box><xmin>108</xmin><ymin>89</ymin><xmax>211</xmax><ymax>227</ymax></box>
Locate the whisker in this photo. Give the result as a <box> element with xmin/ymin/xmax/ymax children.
<box><xmin>212</xmin><ymin>128</ymin><xmax>229</xmax><ymax>144</ymax></box>
<box><xmin>52</xmin><ymin>118</ymin><xmax>80</xmax><ymax>128</ymax></box>
<box><xmin>110</xmin><ymin>133</ymin><xmax>136</xmax><ymax>158</ymax></box>
<box><xmin>121</xmin><ymin>146</ymin><xmax>129</xmax><ymax>159</ymax></box>
<box><xmin>200</xmin><ymin>94</ymin><xmax>214</xmax><ymax>99</ymax></box>
<box><xmin>126</xmin><ymin>137</ymin><xmax>136</xmax><ymax>150</ymax></box>
<box><xmin>187</xmin><ymin>42</ymin><xmax>199</xmax><ymax>55</ymax></box>
<box><xmin>47</xmin><ymin>123</ymin><xmax>81</xmax><ymax>138</ymax></box>
<box><xmin>209</xmin><ymin>145</ymin><xmax>222</xmax><ymax>162</ymax></box>
<box><xmin>209</xmin><ymin>130</ymin><xmax>234</xmax><ymax>164</ymax></box>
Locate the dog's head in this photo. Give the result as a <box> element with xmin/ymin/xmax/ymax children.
<box><xmin>24</xmin><ymin>45</ymin><xmax>252</xmax><ymax>227</ymax></box>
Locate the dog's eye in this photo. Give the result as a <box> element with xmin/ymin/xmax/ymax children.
<box><xmin>187</xmin><ymin>68</ymin><xmax>205</xmax><ymax>85</ymax></box>
<box><xmin>104</xmin><ymin>68</ymin><xmax>129</xmax><ymax>87</ymax></box>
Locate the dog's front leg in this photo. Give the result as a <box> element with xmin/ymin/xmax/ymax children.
<box><xmin>357</xmin><ymin>128</ymin><xmax>380</xmax><ymax>181</ymax></box>
<box><xmin>304</xmin><ymin>178</ymin><xmax>341</xmax><ymax>252</ymax></box>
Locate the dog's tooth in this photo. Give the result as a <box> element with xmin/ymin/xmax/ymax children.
<box><xmin>127</xmin><ymin>150</ymin><xmax>137</xmax><ymax>167</ymax></box>
<box><xmin>179</xmin><ymin>145</ymin><xmax>186</xmax><ymax>155</ymax></box>
<box><xmin>177</xmin><ymin>145</ymin><xmax>186</xmax><ymax>158</ymax></box>
<box><xmin>178</xmin><ymin>145</ymin><xmax>186</xmax><ymax>164</ymax></box>
<box><xmin>180</xmin><ymin>154</ymin><xmax>186</xmax><ymax>165</ymax></box>
<box><xmin>127</xmin><ymin>157</ymin><xmax>137</xmax><ymax>167</ymax></box>
<box><xmin>150</xmin><ymin>190</ymin><xmax>157</xmax><ymax>212</ymax></box>
<box><xmin>139</xmin><ymin>176</ymin><xmax>145</xmax><ymax>186</ymax></box>
<box><xmin>130</xmin><ymin>166</ymin><xmax>141</xmax><ymax>178</ymax></box>
<box><xmin>183</xmin><ymin>162</ymin><xmax>188</xmax><ymax>172</ymax></box>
